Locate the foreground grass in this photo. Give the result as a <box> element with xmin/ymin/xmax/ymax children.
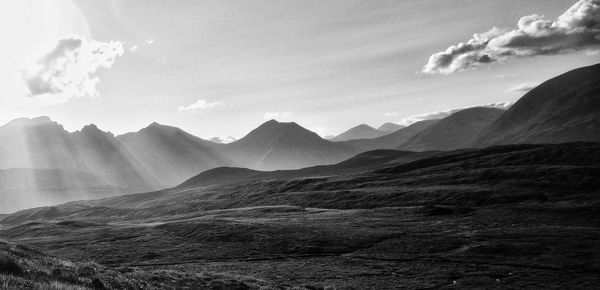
<box><xmin>0</xmin><ymin>239</ymin><xmax>275</xmax><ymax>289</ymax></box>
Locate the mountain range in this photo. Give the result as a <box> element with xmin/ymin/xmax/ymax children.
<box><xmin>0</xmin><ymin>63</ymin><xmax>599</xmax><ymax>212</ymax></box>
<box><xmin>331</xmin><ymin>123</ymin><xmax>404</xmax><ymax>141</ymax></box>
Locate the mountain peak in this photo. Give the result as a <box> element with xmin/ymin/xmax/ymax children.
<box><xmin>331</xmin><ymin>124</ymin><xmax>385</xmax><ymax>142</ymax></box>
<box><xmin>377</xmin><ymin>122</ymin><xmax>405</xmax><ymax>133</ymax></box>
<box><xmin>5</xmin><ymin>116</ymin><xmax>54</xmax><ymax>127</ymax></box>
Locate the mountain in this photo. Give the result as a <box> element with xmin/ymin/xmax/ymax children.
<box><xmin>221</xmin><ymin>120</ymin><xmax>355</xmax><ymax>170</ymax></box>
<box><xmin>399</xmin><ymin>107</ymin><xmax>505</xmax><ymax>151</ymax></box>
<box><xmin>70</xmin><ymin>124</ymin><xmax>152</xmax><ymax>188</ymax></box>
<box><xmin>340</xmin><ymin>119</ymin><xmax>439</xmax><ymax>152</ymax></box>
<box><xmin>377</xmin><ymin>122</ymin><xmax>405</xmax><ymax>133</ymax></box>
<box><xmin>0</xmin><ymin>118</ymin><xmax>158</xmax><ymax>212</ymax></box>
<box><xmin>475</xmin><ymin>63</ymin><xmax>600</xmax><ymax>146</ymax></box>
<box><xmin>0</xmin><ymin>117</ymin><xmax>81</xmax><ymax>171</ymax></box>
<box><xmin>117</xmin><ymin>122</ymin><xmax>231</xmax><ymax>186</ymax></box>
<box><xmin>331</xmin><ymin>124</ymin><xmax>387</xmax><ymax>141</ymax></box>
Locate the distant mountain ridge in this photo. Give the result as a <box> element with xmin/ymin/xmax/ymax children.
<box><xmin>331</xmin><ymin>124</ymin><xmax>388</xmax><ymax>141</ymax></box>
<box><xmin>117</xmin><ymin>122</ymin><xmax>231</xmax><ymax>186</ymax></box>
<box><xmin>221</xmin><ymin>120</ymin><xmax>356</xmax><ymax>170</ymax></box>
<box><xmin>377</xmin><ymin>123</ymin><xmax>405</xmax><ymax>133</ymax></box>
<box><xmin>1</xmin><ymin>63</ymin><xmax>599</xmax><ymax>212</ymax></box>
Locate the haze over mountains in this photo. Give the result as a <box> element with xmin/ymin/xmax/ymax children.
<box><xmin>331</xmin><ymin>124</ymin><xmax>398</xmax><ymax>141</ymax></box>
<box><xmin>0</xmin><ymin>64</ymin><xmax>599</xmax><ymax>212</ymax></box>
<box><xmin>399</xmin><ymin>107</ymin><xmax>505</xmax><ymax>151</ymax></box>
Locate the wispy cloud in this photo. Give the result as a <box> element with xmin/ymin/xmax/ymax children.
<box><xmin>399</xmin><ymin>108</ymin><xmax>463</xmax><ymax>126</ymax></box>
<box><xmin>399</xmin><ymin>102</ymin><xmax>514</xmax><ymax>125</ymax></box>
<box><xmin>129</xmin><ymin>45</ymin><xmax>138</xmax><ymax>52</ymax></box>
<box><xmin>384</xmin><ymin>112</ymin><xmax>398</xmax><ymax>117</ymax></box>
<box><xmin>22</xmin><ymin>35</ymin><xmax>124</xmax><ymax>101</ymax></box>
<box><xmin>177</xmin><ymin>98</ymin><xmax>223</xmax><ymax>112</ymax></box>
<box><xmin>145</xmin><ymin>38</ymin><xmax>155</xmax><ymax>45</ymax></box>
<box><xmin>423</xmin><ymin>0</ymin><xmax>600</xmax><ymax>74</ymax></box>
<box><xmin>585</xmin><ymin>48</ymin><xmax>600</xmax><ymax>55</ymax></box>
<box><xmin>264</xmin><ymin>111</ymin><xmax>292</xmax><ymax>120</ymax></box>
<box><xmin>507</xmin><ymin>82</ymin><xmax>540</xmax><ymax>93</ymax></box>
<box><xmin>210</xmin><ymin>136</ymin><xmax>237</xmax><ymax>143</ymax></box>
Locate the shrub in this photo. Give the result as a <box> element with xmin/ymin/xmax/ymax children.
<box><xmin>0</xmin><ymin>255</ymin><xmax>23</xmax><ymax>276</ymax></box>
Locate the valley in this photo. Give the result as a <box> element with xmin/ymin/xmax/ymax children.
<box><xmin>1</xmin><ymin>142</ymin><xmax>599</xmax><ymax>289</ymax></box>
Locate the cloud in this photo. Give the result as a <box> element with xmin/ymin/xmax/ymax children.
<box><xmin>507</xmin><ymin>82</ymin><xmax>540</xmax><ymax>93</ymax></box>
<box><xmin>210</xmin><ymin>136</ymin><xmax>237</xmax><ymax>143</ymax></box>
<box><xmin>399</xmin><ymin>108</ymin><xmax>463</xmax><ymax>126</ymax></box>
<box><xmin>177</xmin><ymin>98</ymin><xmax>223</xmax><ymax>112</ymax></box>
<box><xmin>22</xmin><ymin>35</ymin><xmax>124</xmax><ymax>101</ymax></box>
<box><xmin>145</xmin><ymin>38</ymin><xmax>155</xmax><ymax>45</ymax></box>
<box><xmin>586</xmin><ymin>48</ymin><xmax>600</xmax><ymax>55</ymax></box>
<box><xmin>423</xmin><ymin>0</ymin><xmax>600</xmax><ymax>74</ymax></box>
<box><xmin>264</xmin><ymin>111</ymin><xmax>292</xmax><ymax>120</ymax></box>
<box><xmin>384</xmin><ymin>112</ymin><xmax>398</xmax><ymax>117</ymax></box>
<box><xmin>483</xmin><ymin>101</ymin><xmax>515</xmax><ymax>110</ymax></box>
<box><xmin>129</xmin><ymin>45</ymin><xmax>138</xmax><ymax>52</ymax></box>
<box><xmin>399</xmin><ymin>102</ymin><xmax>514</xmax><ymax>125</ymax></box>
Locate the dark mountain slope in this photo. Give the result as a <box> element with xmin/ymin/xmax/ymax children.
<box><xmin>399</xmin><ymin>107</ymin><xmax>504</xmax><ymax>151</ymax></box>
<box><xmin>474</xmin><ymin>63</ymin><xmax>600</xmax><ymax>146</ymax></box>
<box><xmin>331</xmin><ymin>124</ymin><xmax>387</xmax><ymax>141</ymax></box>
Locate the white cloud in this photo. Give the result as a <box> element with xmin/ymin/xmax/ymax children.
<box><xmin>384</xmin><ymin>112</ymin><xmax>398</xmax><ymax>117</ymax></box>
<box><xmin>264</xmin><ymin>111</ymin><xmax>292</xmax><ymax>120</ymax></box>
<box><xmin>399</xmin><ymin>102</ymin><xmax>514</xmax><ymax>125</ymax></box>
<box><xmin>585</xmin><ymin>48</ymin><xmax>600</xmax><ymax>55</ymax></box>
<box><xmin>210</xmin><ymin>136</ymin><xmax>237</xmax><ymax>143</ymax></box>
<box><xmin>507</xmin><ymin>82</ymin><xmax>540</xmax><ymax>93</ymax></box>
<box><xmin>129</xmin><ymin>45</ymin><xmax>138</xmax><ymax>52</ymax></box>
<box><xmin>145</xmin><ymin>38</ymin><xmax>155</xmax><ymax>45</ymax></box>
<box><xmin>399</xmin><ymin>108</ymin><xmax>463</xmax><ymax>126</ymax></box>
<box><xmin>22</xmin><ymin>35</ymin><xmax>124</xmax><ymax>101</ymax></box>
<box><xmin>177</xmin><ymin>98</ymin><xmax>223</xmax><ymax>112</ymax></box>
<box><xmin>423</xmin><ymin>0</ymin><xmax>600</xmax><ymax>74</ymax></box>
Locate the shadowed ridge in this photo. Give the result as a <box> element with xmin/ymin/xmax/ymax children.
<box><xmin>398</xmin><ymin>107</ymin><xmax>504</xmax><ymax>151</ymax></box>
<box><xmin>177</xmin><ymin>148</ymin><xmax>435</xmax><ymax>188</ymax></box>
<box><xmin>474</xmin><ymin>63</ymin><xmax>600</xmax><ymax>146</ymax></box>
<box><xmin>177</xmin><ymin>167</ymin><xmax>263</xmax><ymax>188</ymax></box>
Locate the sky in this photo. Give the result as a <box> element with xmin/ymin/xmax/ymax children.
<box><xmin>0</xmin><ymin>0</ymin><xmax>599</xmax><ymax>139</ymax></box>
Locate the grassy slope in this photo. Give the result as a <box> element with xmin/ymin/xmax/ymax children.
<box><xmin>0</xmin><ymin>239</ymin><xmax>274</xmax><ymax>289</ymax></box>
<box><xmin>1</xmin><ymin>142</ymin><xmax>599</xmax><ymax>289</ymax></box>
